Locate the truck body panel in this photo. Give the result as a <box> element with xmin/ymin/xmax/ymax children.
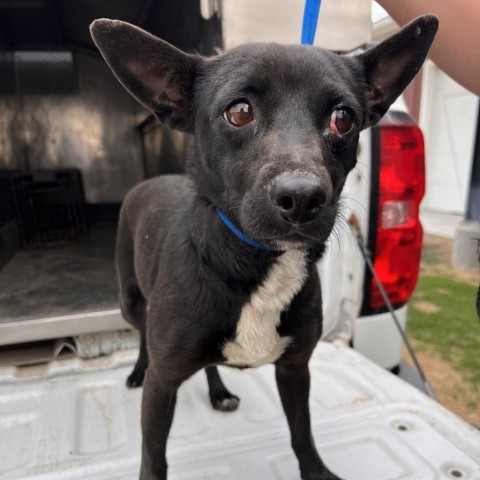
<box><xmin>1</xmin><ymin>343</ymin><xmax>479</xmax><ymax>480</ymax></box>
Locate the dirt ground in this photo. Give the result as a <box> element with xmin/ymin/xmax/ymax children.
<box><xmin>403</xmin><ymin>234</ymin><xmax>480</xmax><ymax>426</ymax></box>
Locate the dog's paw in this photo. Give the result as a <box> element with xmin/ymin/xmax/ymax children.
<box><xmin>210</xmin><ymin>392</ymin><xmax>240</xmax><ymax>412</ymax></box>
<box><xmin>126</xmin><ymin>367</ymin><xmax>145</xmax><ymax>388</ymax></box>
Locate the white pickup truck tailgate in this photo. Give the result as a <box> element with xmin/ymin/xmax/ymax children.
<box><xmin>1</xmin><ymin>343</ymin><xmax>479</xmax><ymax>480</ymax></box>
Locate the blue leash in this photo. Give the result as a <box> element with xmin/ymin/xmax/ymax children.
<box><xmin>301</xmin><ymin>0</ymin><xmax>321</xmax><ymax>45</ymax></box>
<box><xmin>215</xmin><ymin>0</ymin><xmax>321</xmax><ymax>251</ymax></box>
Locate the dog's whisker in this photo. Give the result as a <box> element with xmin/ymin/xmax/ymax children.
<box><xmin>351</xmin><ymin>165</ymin><xmax>370</xmax><ymax>185</ymax></box>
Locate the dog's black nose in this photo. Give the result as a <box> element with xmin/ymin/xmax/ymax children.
<box><xmin>270</xmin><ymin>175</ymin><xmax>328</xmax><ymax>224</ymax></box>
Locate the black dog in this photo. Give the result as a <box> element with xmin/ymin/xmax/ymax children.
<box><xmin>90</xmin><ymin>16</ymin><xmax>438</xmax><ymax>480</ymax></box>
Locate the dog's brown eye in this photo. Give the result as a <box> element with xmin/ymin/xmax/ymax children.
<box><xmin>224</xmin><ymin>102</ymin><xmax>253</xmax><ymax>127</ymax></box>
<box><xmin>330</xmin><ymin>108</ymin><xmax>353</xmax><ymax>135</ymax></box>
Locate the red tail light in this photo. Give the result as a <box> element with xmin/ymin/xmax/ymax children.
<box><xmin>367</xmin><ymin>114</ymin><xmax>425</xmax><ymax>310</ymax></box>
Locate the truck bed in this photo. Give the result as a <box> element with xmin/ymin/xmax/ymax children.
<box><xmin>1</xmin><ymin>342</ymin><xmax>479</xmax><ymax>479</ymax></box>
<box><xmin>0</xmin><ymin>217</ymin><xmax>118</xmax><ymax>324</ymax></box>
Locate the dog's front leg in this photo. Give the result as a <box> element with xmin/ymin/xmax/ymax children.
<box><xmin>275</xmin><ymin>364</ymin><xmax>342</xmax><ymax>480</ymax></box>
<box><xmin>139</xmin><ymin>369</ymin><xmax>179</xmax><ymax>480</ymax></box>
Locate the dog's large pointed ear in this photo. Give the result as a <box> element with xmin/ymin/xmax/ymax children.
<box><xmin>357</xmin><ymin>15</ymin><xmax>438</xmax><ymax>128</ymax></box>
<box><xmin>90</xmin><ymin>19</ymin><xmax>202</xmax><ymax>131</ymax></box>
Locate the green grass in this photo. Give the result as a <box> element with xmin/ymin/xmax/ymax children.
<box><xmin>407</xmin><ymin>275</ymin><xmax>480</xmax><ymax>386</ymax></box>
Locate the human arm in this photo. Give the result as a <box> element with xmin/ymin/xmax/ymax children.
<box><xmin>376</xmin><ymin>0</ymin><xmax>480</xmax><ymax>95</ymax></box>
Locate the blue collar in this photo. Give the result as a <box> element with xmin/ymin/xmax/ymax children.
<box><xmin>215</xmin><ymin>207</ymin><xmax>270</xmax><ymax>251</ymax></box>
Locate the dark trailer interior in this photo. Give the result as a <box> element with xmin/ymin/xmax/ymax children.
<box><xmin>0</xmin><ymin>0</ymin><xmax>221</xmax><ymax>346</ymax></box>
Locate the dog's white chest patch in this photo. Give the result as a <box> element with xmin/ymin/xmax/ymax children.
<box><xmin>223</xmin><ymin>250</ymin><xmax>307</xmax><ymax>367</ymax></box>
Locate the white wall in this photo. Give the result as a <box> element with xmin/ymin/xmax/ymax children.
<box><xmin>420</xmin><ymin>60</ymin><xmax>479</xmax><ymax>214</ymax></box>
<box><xmin>222</xmin><ymin>0</ymin><xmax>371</xmax><ymax>50</ymax></box>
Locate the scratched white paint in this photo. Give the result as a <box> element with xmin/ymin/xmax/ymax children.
<box><xmin>0</xmin><ymin>345</ymin><xmax>479</xmax><ymax>479</ymax></box>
